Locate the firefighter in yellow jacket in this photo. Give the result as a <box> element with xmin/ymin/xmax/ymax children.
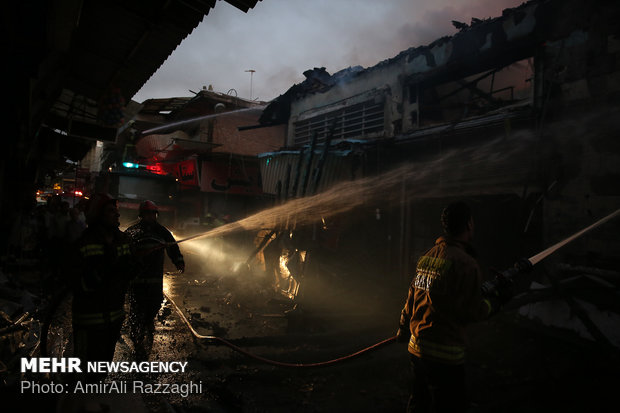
<box><xmin>397</xmin><ymin>202</ymin><xmax>512</xmax><ymax>413</ymax></box>
<box><xmin>72</xmin><ymin>194</ymin><xmax>134</xmax><ymax>373</ymax></box>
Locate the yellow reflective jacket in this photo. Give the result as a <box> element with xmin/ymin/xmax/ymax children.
<box><xmin>398</xmin><ymin>236</ymin><xmax>491</xmax><ymax>364</ymax></box>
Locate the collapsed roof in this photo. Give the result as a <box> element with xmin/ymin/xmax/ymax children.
<box><xmin>259</xmin><ymin>0</ymin><xmax>590</xmax><ymax>127</ymax></box>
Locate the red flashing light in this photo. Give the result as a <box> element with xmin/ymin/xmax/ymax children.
<box><xmin>146</xmin><ymin>163</ymin><xmax>167</xmax><ymax>175</ymax></box>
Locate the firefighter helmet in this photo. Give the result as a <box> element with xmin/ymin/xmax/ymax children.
<box><xmin>86</xmin><ymin>193</ymin><xmax>117</xmax><ymax>225</ymax></box>
<box><xmin>139</xmin><ymin>200</ymin><xmax>159</xmax><ymax>216</ymax></box>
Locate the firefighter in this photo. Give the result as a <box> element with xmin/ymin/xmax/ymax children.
<box><xmin>125</xmin><ymin>200</ymin><xmax>184</xmax><ymax>360</ymax></box>
<box><xmin>396</xmin><ymin>201</ymin><xmax>513</xmax><ymax>413</ymax></box>
<box><xmin>72</xmin><ymin>193</ymin><xmax>134</xmax><ymax>378</ymax></box>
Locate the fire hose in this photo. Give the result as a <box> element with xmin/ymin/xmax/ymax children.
<box><xmin>40</xmin><ymin>208</ymin><xmax>619</xmax><ymax>365</ymax></box>
<box><xmin>163</xmin><ymin>290</ymin><xmax>397</xmax><ymax>368</ymax></box>
<box><xmin>162</xmin><ymin>208</ymin><xmax>619</xmax><ymax>367</ymax></box>
<box><xmin>484</xmin><ymin>208</ymin><xmax>620</xmax><ymax>287</ymax></box>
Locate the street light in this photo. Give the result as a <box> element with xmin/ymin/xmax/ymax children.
<box><xmin>245</xmin><ymin>69</ymin><xmax>255</xmax><ymax>100</ymax></box>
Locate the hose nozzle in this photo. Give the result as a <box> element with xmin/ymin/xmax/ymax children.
<box><xmin>502</xmin><ymin>257</ymin><xmax>533</xmax><ymax>280</ymax></box>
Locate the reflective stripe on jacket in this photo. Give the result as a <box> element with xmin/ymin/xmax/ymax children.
<box><xmin>72</xmin><ymin>226</ymin><xmax>135</xmax><ymax>316</ymax></box>
<box><xmin>408</xmin><ymin>335</ymin><xmax>466</xmax><ymax>364</ymax></box>
<box><xmin>80</xmin><ymin>244</ymin><xmax>104</xmax><ymax>257</ymax></box>
<box><xmin>79</xmin><ymin>243</ymin><xmax>131</xmax><ymax>259</ymax></box>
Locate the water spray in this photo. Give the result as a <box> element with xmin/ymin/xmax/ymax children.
<box><xmin>141</xmin><ymin>107</ymin><xmax>263</xmax><ymax>135</ymax></box>
<box><xmin>165</xmin><ymin>136</ymin><xmax>544</xmax><ymax>247</ymax></box>
<box><xmin>141</xmin><ymin>140</ymin><xmax>619</xmax><ymax>365</ymax></box>
<box><xmin>162</xmin><ymin>208</ymin><xmax>619</xmax><ymax>368</ymax></box>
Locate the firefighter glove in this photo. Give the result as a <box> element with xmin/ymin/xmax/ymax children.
<box><xmin>481</xmin><ymin>273</ymin><xmax>514</xmax><ymax>307</ymax></box>
<box><xmin>481</xmin><ymin>270</ymin><xmax>515</xmax><ymax>317</ymax></box>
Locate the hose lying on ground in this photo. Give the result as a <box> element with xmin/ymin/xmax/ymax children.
<box><xmin>161</xmin><ymin>208</ymin><xmax>620</xmax><ymax>368</ymax></box>
<box><xmin>38</xmin><ymin>209</ymin><xmax>619</xmax><ymax>364</ymax></box>
<box><xmin>163</xmin><ymin>291</ymin><xmax>397</xmax><ymax>368</ymax></box>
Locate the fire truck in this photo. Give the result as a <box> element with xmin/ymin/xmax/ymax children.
<box><xmin>94</xmin><ymin>168</ymin><xmax>178</xmax><ymax>229</ymax></box>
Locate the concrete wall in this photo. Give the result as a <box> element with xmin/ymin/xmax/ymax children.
<box><xmin>538</xmin><ymin>18</ymin><xmax>620</xmax><ymax>267</ymax></box>
<box><xmin>288</xmin><ymin>64</ymin><xmax>406</xmax><ymax>144</ymax></box>
<box><xmin>285</xmin><ymin>1</ymin><xmax>542</xmax><ymax>147</ymax></box>
<box><xmin>279</xmin><ymin>0</ymin><xmax>620</xmax><ymax>276</ymax></box>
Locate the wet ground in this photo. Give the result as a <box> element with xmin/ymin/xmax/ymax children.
<box><xmin>7</xmin><ymin>246</ymin><xmax>620</xmax><ymax>413</ymax></box>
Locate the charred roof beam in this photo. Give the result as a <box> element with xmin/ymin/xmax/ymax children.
<box><xmin>455</xmin><ymin>79</ymin><xmax>498</xmax><ymax>105</ymax></box>
<box><xmin>434</xmin><ymin>68</ymin><xmax>500</xmax><ymax>103</ymax></box>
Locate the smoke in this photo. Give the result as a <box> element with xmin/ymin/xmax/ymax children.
<box><xmin>175</xmin><ymin>103</ymin><xmax>620</xmax><ymax>286</ymax></box>
<box><xmin>133</xmin><ymin>0</ymin><xmax>528</xmax><ymax>103</ymax></box>
<box><xmin>180</xmin><ymin>236</ymin><xmax>257</xmax><ymax>278</ymax></box>
<box><xmin>172</xmin><ymin>133</ymin><xmax>538</xmax><ymax>319</ymax></box>
<box><xmin>342</xmin><ymin>0</ymin><xmax>525</xmax><ymax>68</ymax></box>
<box><xmin>264</xmin><ymin>66</ymin><xmax>303</xmax><ymax>98</ymax></box>
<box><xmin>177</xmin><ymin>133</ymin><xmax>538</xmax><ymax>245</ymax></box>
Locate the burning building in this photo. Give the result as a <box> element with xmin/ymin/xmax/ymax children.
<box><xmin>255</xmin><ymin>0</ymin><xmax>620</xmax><ymax>344</ymax></box>
<box><xmin>3</xmin><ymin>1</ymin><xmax>620</xmax><ymax>411</ymax></box>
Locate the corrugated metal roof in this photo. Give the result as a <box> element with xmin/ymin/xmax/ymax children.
<box><xmin>31</xmin><ymin>0</ymin><xmax>262</xmax><ymax>141</ymax></box>
<box><xmin>259</xmin><ymin>107</ymin><xmax>540</xmax><ymax>198</ymax></box>
<box><xmin>258</xmin><ymin>148</ymin><xmax>358</xmax><ymax>196</ymax></box>
<box><xmin>395</xmin><ymin>107</ymin><xmax>533</xmax><ymax>142</ymax></box>
<box><xmin>66</xmin><ymin>0</ymin><xmax>262</xmax><ymax>102</ymax></box>
<box><xmin>140</xmin><ymin>98</ymin><xmax>194</xmax><ymax>115</ymax></box>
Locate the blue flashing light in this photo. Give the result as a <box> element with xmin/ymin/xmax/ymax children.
<box><xmin>123</xmin><ymin>162</ymin><xmax>139</xmax><ymax>168</ymax></box>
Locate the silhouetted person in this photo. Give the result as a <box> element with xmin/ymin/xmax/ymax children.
<box><xmin>125</xmin><ymin>200</ymin><xmax>184</xmax><ymax>360</ymax></box>
<box><xmin>71</xmin><ymin>194</ymin><xmax>135</xmax><ymax>382</ymax></box>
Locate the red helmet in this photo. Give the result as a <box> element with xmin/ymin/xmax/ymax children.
<box><xmin>139</xmin><ymin>200</ymin><xmax>159</xmax><ymax>216</ymax></box>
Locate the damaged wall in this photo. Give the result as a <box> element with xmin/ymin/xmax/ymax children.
<box><xmin>261</xmin><ymin>0</ymin><xmax>620</xmax><ymax>280</ymax></box>
<box><xmin>535</xmin><ymin>1</ymin><xmax>620</xmax><ymax>268</ymax></box>
<box><xmin>285</xmin><ymin>0</ymin><xmax>544</xmax><ymax>148</ymax></box>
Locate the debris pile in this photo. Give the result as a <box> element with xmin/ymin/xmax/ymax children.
<box><xmin>0</xmin><ymin>267</ymin><xmax>42</xmax><ymax>385</ymax></box>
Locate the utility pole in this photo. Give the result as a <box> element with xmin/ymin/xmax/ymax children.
<box><xmin>245</xmin><ymin>69</ymin><xmax>255</xmax><ymax>100</ymax></box>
